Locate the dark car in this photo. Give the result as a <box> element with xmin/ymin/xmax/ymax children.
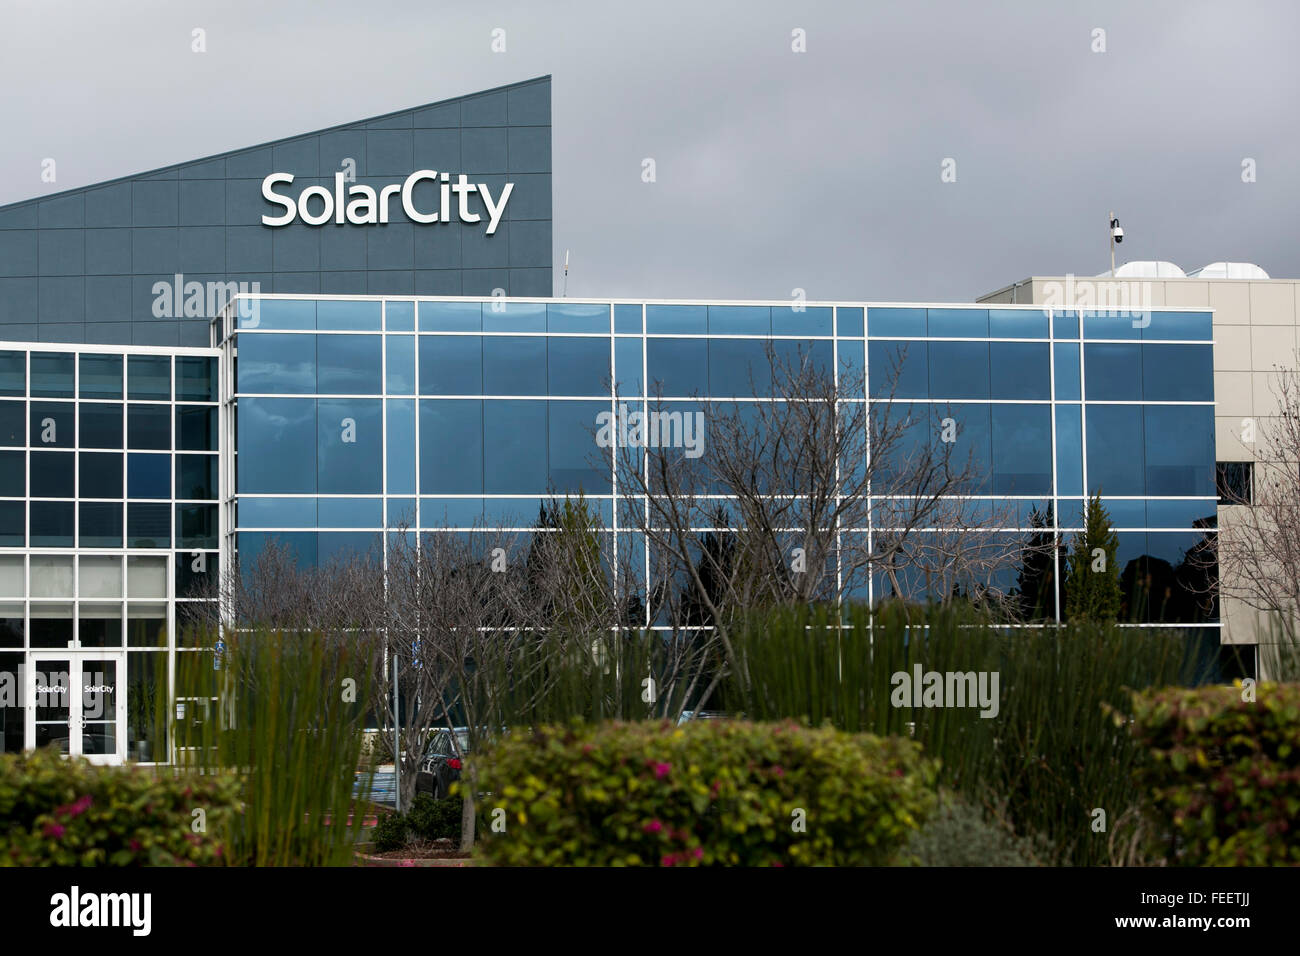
<box><xmin>415</xmin><ymin>728</ymin><xmax>471</xmax><ymax>799</ymax></box>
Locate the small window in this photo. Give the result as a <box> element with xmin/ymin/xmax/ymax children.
<box><xmin>1216</xmin><ymin>461</ymin><xmax>1253</xmax><ymax>504</ymax></box>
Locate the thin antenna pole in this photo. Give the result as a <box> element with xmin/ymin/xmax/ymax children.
<box><xmin>1109</xmin><ymin>210</ymin><xmax>1115</xmax><ymax>277</ymax></box>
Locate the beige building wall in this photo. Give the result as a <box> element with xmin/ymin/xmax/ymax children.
<box><xmin>979</xmin><ymin>275</ymin><xmax>1300</xmax><ymax>663</ymax></box>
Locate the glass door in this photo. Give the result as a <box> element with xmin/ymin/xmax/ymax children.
<box><xmin>26</xmin><ymin>653</ymin><xmax>126</xmax><ymax>764</ymax></box>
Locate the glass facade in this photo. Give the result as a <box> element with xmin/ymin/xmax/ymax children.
<box><xmin>0</xmin><ymin>345</ymin><xmax>219</xmax><ymax>762</ymax></box>
<box><xmin>222</xmin><ymin>297</ymin><xmax>1218</xmax><ymax>629</ymax></box>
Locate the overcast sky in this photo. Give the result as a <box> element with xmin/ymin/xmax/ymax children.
<box><xmin>2</xmin><ymin>0</ymin><xmax>1297</xmax><ymax>301</ymax></box>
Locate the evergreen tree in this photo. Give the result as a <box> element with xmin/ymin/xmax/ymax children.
<box><xmin>1063</xmin><ymin>494</ymin><xmax>1121</xmax><ymax>621</ymax></box>
<box><xmin>1014</xmin><ymin>503</ymin><xmax>1057</xmax><ymax>621</ymax></box>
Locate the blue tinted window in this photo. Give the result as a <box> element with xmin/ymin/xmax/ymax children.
<box><xmin>238</xmin><ymin>333</ymin><xmax>315</xmax><ymax>394</ymax></box>
<box><xmin>551</xmin><ymin>401</ymin><xmax>611</xmax><ymax>493</ymax></box>
<box><xmin>943</xmin><ymin>404</ymin><xmax>992</xmax><ymax>493</ymax></box>
<box><xmin>1083</xmin><ymin>309</ymin><xmax>1142</xmax><ymax>340</ymax></box>
<box><xmin>385</xmin><ymin>300</ymin><xmax>415</xmax><ymax>332</ymax></box>
<box><xmin>1142</xmin><ymin>344</ymin><xmax>1212</xmax><ymax>401</ymax></box>
<box><xmin>127</xmin><ymin>355</ymin><xmax>170</xmax><ymax>400</ymax></box>
<box><xmin>317</xmin><ymin>531</ymin><xmax>378</xmax><ymax>564</ymax></box>
<box><xmin>838</xmin><ymin>338</ymin><xmax>865</xmax><ymax>390</ymax></box>
<box><xmin>175</xmin><ymin>406</ymin><xmax>216</xmax><ymax>451</ymax></box>
<box><xmin>1055</xmin><ymin>405</ymin><xmax>1083</xmax><ymax>496</ymax></box>
<box><xmin>30</xmin><ymin>451</ymin><xmax>74</xmax><ymax>498</ymax></box>
<box><xmin>928</xmin><ymin>308</ymin><xmax>987</xmax><ymax>338</ymax></box>
<box><xmin>1146</xmin><ymin>499</ymin><xmax>1217</xmax><ymax>529</ymax></box>
<box><xmin>237</xmin><ymin>532</ymin><xmax>317</xmax><ymax>572</ymax></box>
<box><xmin>869</xmin><ymin>341</ymin><xmax>927</xmax><ymax>398</ymax></box>
<box><xmin>387</xmin><ymin>498</ymin><xmax>416</xmax><ymax>526</ymax></box>
<box><xmin>1086</xmin><ymin>405</ymin><xmax>1143</xmax><ymax>495</ymax></box>
<box><xmin>419</xmin><ymin>400</ymin><xmax>482</xmax><ymax>493</ymax></box>
<box><xmin>0</xmin><ymin>353</ymin><xmax>24</xmax><ymax>397</ymax></box>
<box><xmin>386</xmin><ymin>399</ymin><xmax>416</xmax><ymax>494</ymax></box>
<box><xmin>419</xmin><ymin>335</ymin><xmax>482</xmax><ymax>395</ymax></box>
<box><xmin>614</xmin><ymin>304</ymin><xmax>642</xmax><ymax>334</ymax></box>
<box><xmin>929</xmin><ymin>342</ymin><xmax>989</xmax><ymax>399</ymax></box>
<box><xmin>1144</xmin><ymin>311</ymin><xmax>1212</xmax><ymax>341</ymax></box>
<box><xmin>127</xmin><ymin>453</ymin><xmax>170</xmax><ymax>499</ymax></box>
<box><xmin>419</xmin><ymin>301</ymin><xmax>481</xmax><ymax>332</ymax></box>
<box><xmin>646</xmin><ymin>305</ymin><xmax>706</xmax><ymax>334</ymax></box>
<box><xmin>419</xmin><ymin>498</ymin><xmax>484</xmax><ymax>527</ymax></box>
<box><xmin>127</xmin><ymin>405</ymin><xmax>170</xmax><ymax>450</ymax></box>
<box><xmin>1054</xmin><ymin>343</ymin><xmax>1080</xmax><ymax>400</ymax></box>
<box><xmin>1052</xmin><ymin>310</ymin><xmax>1079</xmax><ymax>339</ymax></box>
<box><xmin>772</xmin><ymin>340</ymin><xmax>833</xmax><ymax>385</ymax></box>
<box><xmin>80</xmin><ymin>355</ymin><xmax>123</xmax><ymax>399</ymax></box>
<box><xmin>385</xmin><ymin>335</ymin><xmax>416</xmax><ymax>394</ymax></box>
<box><xmin>31</xmin><ymin>501</ymin><xmax>74</xmax><ymax>546</ymax></box>
<box><xmin>614</xmin><ymin>337</ymin><xmax>643</xmax><ymax>397</ymax></box>
<box><xmin>31</xmin><ymin>353</ymin><xmax>74</xmax><ymax>398</ymax></box>
<box><xmin>176</xmin><ymin>357</ymin><xmax>216</xmax><ymax>402</ymax></box>
<box><xmin>80</xmin><ymin>502</ymin><xmax>122</xmax><ymax>547</ymax></box>
<box><xmin>0</xmin><ymin>451</ymin><xmax>21</xmax><ymax>496</ymax></box>
<box><xmin>237</xmin><ymin>398</ymin><xmax>316</xmax><ymax>494</ymax></box>
<box><xmin>485</xmin><ymin>400</ymin><xmax>548</xmax><ymax>494</ymax></box>
<box><xmin>239</xmin><ymin>497</ymin><xmax>316</xmax><ymax>528</ymax></box>
<box><xmin>483</xmin><ymin>301</ymin><xmax>545</xmax><ymax>333</ymax></box>
<box><xmin>837</xmin><ymin>307</ymin><xmax>864</xmax><ymax>337</ymax></box>
<box><xmin>0</xmin><ymin>500</ymin><xmax>23</xmax><ymax>545</ymax></box>
<box><xmin>708</xmin><ymin>306</ymin><xmax>769</xmax><ymax>335</ymax></box>
<box><xmin>868</xmin><ymin>308</ymin><xmax>925</xmax><ymax>337</ymax></box>
<box><xmin>317</xmin><ymin>300</ymin><xmax>381</xmax><ymax>331</ymax></box>
<box><xmin>0</xmin><ymin>401</ymin><xmax>23</xmax><ymax>445</ymax></box>
<box><xmin>254</xmin><ymin>300</ymin><xmax>315</xmax><ymax>330</ymax></box>
<box><xmin>80</xmin><ymin>404</ymin><xmax>122</xmax><ymax>449</ymax></box>
<box><xmin>1102</xmin><ymin>499</ymin><xmax>1146</xmax><ymax>528</ymax></box>
<box><xmin>318</xmin><ymin>334</ymin><xmax>382</xmax><ymax>394</ymax></box>
<box><xmin>317</xmin><ymin>399</ymin><xmax>381</xmax><ymax>494</ymax></box>
<box><xmin>989</xmin><ymin>343</ymin><xmax>1049</xmax><ymax>399</ymax></box>
<box><xmin>991</xmin><ymin>405</ymin><xmax>1052</xmax><ymax>494</ymax></box>
<box><xmin>989</xmin><ymin>309</ymin><xmax>1048</xmax><ymax>339</ymax></box>
<box><xmin>31</xmin><ymin>402</ymin><xmax>74</xmax><ymax>448</ymax></box>
<box><xmin>646</xmin><ymin>338</ymin><xmax>707</xmax><ymax>397</ymax></box>
<box><xmin>126</xmin><ymin>502</ymin><xmax>169</xmax><ymax>548</ymax></box>
<box><xmin>549</xmin><ymin>337</ymin><xmax>611</xmax><ymax>396</ymax></box>
<box><xmin>484</xmin><ymin>336</ymin><xmax>546</xmax><ymax>395</ymax></box>
<box><xmin>773</xmin><ymin>306</ymin><xmax>832</xmax><ymax>336</ymax></box>
<box><xmin>548</xmin><ymin>302</ymin><xmax>609</xmax><ymax>333</ymax></box>
<box><xmin>177</xmin><ymin>503</ymin><xmax>217</xmax><ymax>549</ymax></box>
<box><xmin>1084</xmin><ymin>344</ymin><xmax>1142</xmax><ymax>401</ymax></box>
<box><xmin>710</xmin><ymin>340</ymin><xmax>772</xmax><ymax>397</ymax></box>
<box><xmin>175</xmin><ymin>454</ymin><xmax>217</xmax><ymax>500</ymax></box>
<box><xmin>318</xmin><ymin>497</ymin><xmax>382</xmax><ymax>528</ymax></box>
<box><xmin>1145</xmin><ymin>405</ymin><xmax>1214</xmax><ymax>496</ymax></box>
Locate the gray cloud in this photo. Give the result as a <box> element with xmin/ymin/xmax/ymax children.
<box><xmin>2</xmin><ymin>0</ymin><xmax>1296</xmax><ymax>300</ymax></box>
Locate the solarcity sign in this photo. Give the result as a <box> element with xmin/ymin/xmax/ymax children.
<box><xmin>261</xmin><ymin>170</ymin><xmax>514</xmax><ymax>234</ymax></box>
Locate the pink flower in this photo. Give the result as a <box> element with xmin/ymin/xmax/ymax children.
<box><xmin>771</xmin><ymin>766</ymin><xmax>784</xmax><ymax>777</ymax></box>
<box><xmin>129</xmin><ymin>839</ymin><xmax>142</xmax><ymax>852</ymax></box>
<box><xmin>661</xmin><ymin>855</ymin><xmax>676</xmax><ymax>867</ymax></box>
<box><xmin>693</xmin><ymin>847</ymin><xmax>704</xmax><ymax>859</ymax></box>
<box><xmin>653</xmin><ymin>762</ymin><xmax>671</xmax><ymax>779</ymax></box>
<box><xmin>43</xmin><ymin>823</ymin><xmax>65</xmax><ymax>839</ymax></box>
<box><xmin>643</xmin><ymin>820</ymin><xmax>663</xmax><ymax>833</ymax></box>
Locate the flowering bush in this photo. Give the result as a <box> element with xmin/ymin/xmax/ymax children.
<box><xmin>0</xmin><ymin>747</ymin><xmax>239</xmax><ymax>866</ymax></box>
<box><xmin>474</xmin><ymin>719</ymin><xmax>938</xmax><ymax>866</ymax></box>
<box><xmin>1124</xmin><ymin>681</ymin><xmax>1300</xmax><ymax>866</ymax></box>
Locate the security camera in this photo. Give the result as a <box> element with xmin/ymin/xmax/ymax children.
<box><xmin>1110</xmin><ymin>217</ymin><xmax>1123</xmax><ymax>243</ymax></box>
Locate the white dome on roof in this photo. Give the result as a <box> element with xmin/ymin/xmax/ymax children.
<box><xmin>1098</xmin><ymin>261</ymin><xmax>1187</xmax><ymax>278</ymax></box>
<box><xmin>1186</xmin><ymin>262</ymin><xmax>1270</xmax><ymax>279</ymax></box>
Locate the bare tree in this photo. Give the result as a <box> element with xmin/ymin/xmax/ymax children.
<box><xmin>1214</xmin><ymin>361</ymin><xmax>1300</xmax><ymax>676</ymax></box>
<box><xmin>605</xmin><ymin>342</ymin><xmax>1025</xmax><ymax>693</ymax></box>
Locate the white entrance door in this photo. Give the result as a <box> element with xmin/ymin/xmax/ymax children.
<box><xmin>26</xmin><ymin>653</ymin><xmax>127</xmax><ymax>764</ymax></box>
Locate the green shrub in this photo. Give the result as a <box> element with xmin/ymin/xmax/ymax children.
<box><xmin>407</xmin><ymin>795</ymin><xmax>462</xmax><ymax>842</ymax></box>
<box><xmin>0</xmin><ymin>747</ymin><xmax>239</xmax><ymax>866</ymax></box>
<box><xmin>1124</xmin><ymin>681</ymin><xmax>1300</xmax><ymax>866</ymax></box>
<box><xmin>370</xmin><ymin>811</ymin><xmax>409</xmax><ymax>852</ymax></box>
<box><xmin>474</xmin><ymin>719</ymin><xmax>938</xmax><ymax>866</ymax></box>
<box><xmin>902</xmin><ymin>792</ymin><xmax>1052</xmax><ymax>866</ymax></box>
